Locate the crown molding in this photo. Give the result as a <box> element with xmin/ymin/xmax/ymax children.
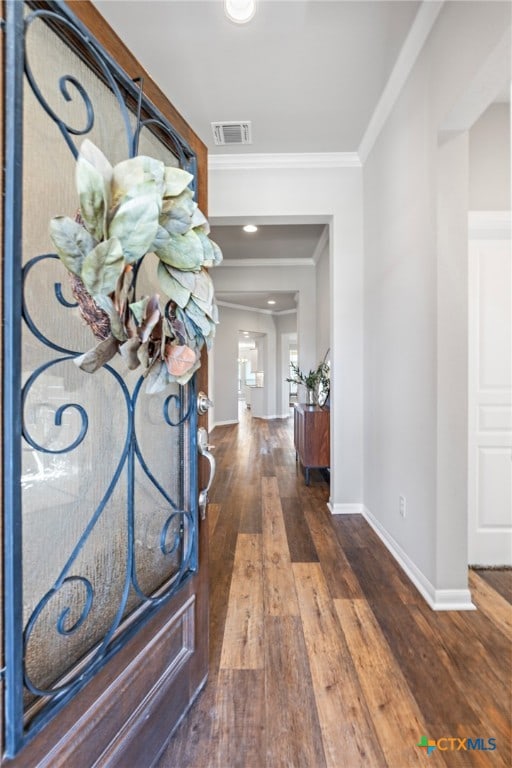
<box><xmin>358</xmin><ymin>1</ymin><xmax>444</xmax><ymax>163</ymax></box>
<box><xmin>218</xmin><ymin>258</ymin><xmax>315</xmax><ymax>268</ymax></box>
<box><xmin>217</xmin><ymin>300</ymin><xmax>297</xmax><ymax>316</ymax></box>
<box><xmin>208</xmin><ymin>152</ymin><xmax>361</xmax><ymax>171</ymax></box>
<box><xmin>217</xmin><ymin>300</ymin><xmax>273</xmax><ymax>315</ymax></box>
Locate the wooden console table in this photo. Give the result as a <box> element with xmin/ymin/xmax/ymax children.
<box><xmin>293</xmin><ymin>403</ymin><xmax>330</xmax><ymax>485</ymax></box>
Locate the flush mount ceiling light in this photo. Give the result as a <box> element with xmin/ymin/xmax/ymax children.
<box><xmin>224</xmin><ymin>0</ymin><xmax>256</xmax><ymax>24</ymax></box>
<box><xmin>243</xmin><ymin>224</ymin><xmax>258</xmax><ymax>233</ymax></box>
<box><xmin>267</xmin><ymin>299</ymin><xmax>276</xmax><ymax>305</ymax></box>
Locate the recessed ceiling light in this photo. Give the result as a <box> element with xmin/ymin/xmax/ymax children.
<box><xmin>267</xmin><ymin>300</ymin><xmax>276</xmax><ymax>305</ymax></box>
<box><xmin>243</xmin><ymin>224</ymin><xmax>258</xmax><ymax>233</ymax></box>
<box><xmin>224</xmin><ymin>0</ymin><xmax>256</xmax><ymax>24</ymax></box>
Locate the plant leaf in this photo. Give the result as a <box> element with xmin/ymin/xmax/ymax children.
<box><xmin>49</xmin><ymin>216</ymin><xmax>96</xmax><ymax>276</ymax></box>
<box><xmin>159</xmin><ymin>189</ymin><xmax>195</xmax><ymax>235</ymax></box>
<box><xmin>150</xmin><ymin>225</ymin><xmax>170</xmax><ymax>253</ymax></box>
<box><xmin>163</xmin><ymin>166</ymin><xmax>194</xmax><ymax>197</ymax></box>
<box><xmin>173</xmin><ymin>356</ymin><xmax>202</xmax><ymax>385</ymax></box>
<box><xmin>157</xmin><ymin>262</ymin><xmax>191</xmax><ymax>308</ymax></box>
<box><xmin>119</xmin><ymin>337</ymin><xmax>142</xmax><ymax>370</ymax></box>
<box><xmin>164</xmin><ymin>343</ymin><xmax>197</xmax><ymax>377</ymax></box>
<box><xmin>191</xmin><ymin>207</ymin><xmax>209</xmax><ymax>233</ymax></box>
<box><xmin>155</xmin><ymin>229</ymin><xmax>203</xmax><ymax>271</ymax></box>
<box><xmin>79</xmin><ymin>140</ymin><xmax>113</xmax><ymax>182</ymax></box>
<box><xmin>145</xmin><ymin>360</ymin><xmax>169</xmax><ymax>394</ymax></box>
<box><xmin>191</xmin><ymin>269</ymin><xmax>214</xmax><ymax>304</ymax></box>
<box><xmin>129</xmin><ymin>297</ymin><xmax>149</xmax><ymax>326</ymax></box>
<box><xmin>74</xmin><ymin>336</ymin><xmax>118</xmax><ymax>373</ymax></box>
<box><xmin>76</xmin><ymin>155</ymin><xmax>107</xmax><ymax>241</ymax></box>
<box><xmin>80</xmin><ymin>237</ymin><xmax>125</xmax><ymax>297</ymax></box>
<box><xmin>108</xmin><ymin>195</ymin><xmax>160</xmax><ymax>264</ymax></box>
<box><xmin>111</xmin><ymin>155</ymin><xmax>165</xmax><ymax>209</ymax></box>
<box><xmin>93</xmin><ymin>294</ymin><xmax>127</xmax><ymax>341</ymax></box>
<box><xmin>194</xmin><ymin>230</ymin><xmax>214</xmax><ymax>267</ymax></box>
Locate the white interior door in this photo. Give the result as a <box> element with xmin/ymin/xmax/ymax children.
<box><xmin>468</xmin><ymin>212</ymin><xmax>512</xmax><ymax>565</ymax></box>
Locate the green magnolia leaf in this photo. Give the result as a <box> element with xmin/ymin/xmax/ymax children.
<box><xmin>191</xmin><ymin>207</ymin><xmax>209</xmax><ymax>233</ymax></box>
<box><xmin>76</xmin><ymin>156</ymin><xmax>107</xmax><ymax>241</ymax></box>
<box><xmin>108</xmin><ymin>195</ymin><xmax>160</xmax><ymax>264</ymax></box>
<box><xmin>150</xmin><ymin>225</ymin><xmax>170</xmax><ymax>253</ymax></box>
<box><xmin>185</xmin><ymin>298</ymin><xmax>212</xmax><ymax>336</ymax></box>
<box><xmin>192</xmin><ymin>269</ymin><xmax>214</xmax><ymax>304</ymax></box>
<box><xmin>157</xmin><ymin>262</ymin><xmax>191</xmax><ymax>308</ymax></box>
<box><xmin>168</xmin><ymin>267</ymin><xmax>196</xmax><ymax>292</ymax></box>
<box><xmin>111</xmin><ymin>155</ymin><xmax>165</xmax><ymax>208</ymax></box>
<box><xmin>49</xmin><ymin>216</ymin><xmax>96</xmax><ymax>276</ymax></box>
<box><xmin>155</xmin><ymin>229</ymin><xmax>203</xmax><ymax>271</ymax></box>
<box><xmin>74</xmin><ymin>335</ymin><xmax>118</xmax><ymax>373</ymax></box>
<box><xmin>160</xmin><ymin>189</ymin><xmax>196</xmax><ymax>235</ymax></box>
<box><xmin>129</xmin><ymin>297</ymin><xmax>149</xmax><ymax>326</ymax></box>
<box><xmin>195</xmin><ymin>230</ymin><xmax>214</xmax><ymax>267</ymax></box>
<box><xmin>163</xmin><ymin>166</ymin><xmax>194</xmax><ymax>198</ymax></box>
<box><xmin>81</xmin><ymin>237</ymin><xmax>125</xmax><ymax>297</ymax></box>
<box><xmin>79</xmin><ymin>139</ymin><xmax>113</xmax><ymax>182</ymax></box>
<box><xmin>209</xmin><ymin>238</ymin><xmax>223</xmax><ymax>266</ymax></box>
<box><xmin>93</xmin><ymin>294</ymin><xmax>127</xmax><ymax>342</ymax></box>
<box><xmin>145</xmin><ymin>360</ymin><xmax>169</xmax><ymax>394</ymax></box>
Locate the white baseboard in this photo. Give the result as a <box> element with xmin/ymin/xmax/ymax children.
<box><xmin>212</xmin><ymin>419</ymin><xmax>239</xmax><ymax>428</ymax></box>
<box><xmin>362</xmin><ymin>506</ymin><xmax>476</xmax><ymax>612</ymax></box>
<box><xmin>328</xmin><ymin>502</ymin><xmax>365</xmax><ymax>515</ymax></box>
<box><xmin>252</xmin><ymin>414</ymin><xmax>289</xmax><ymax>420</ymax></box>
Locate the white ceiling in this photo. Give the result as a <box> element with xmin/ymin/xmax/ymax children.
<box><xmin>92</xmin><ymin>1</ymin><xmax>509</xmax><ymax>313</ymax></box>
<box><xmin>94</xmin><ymin>0</ymin><xmax>421</xmax><ymax>155</ymax></box>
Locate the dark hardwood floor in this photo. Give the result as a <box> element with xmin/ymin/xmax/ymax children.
<box><xmin>155</xmin><ymin>407</ymin><xmax>512</xmax><ymax>768</ymax></box>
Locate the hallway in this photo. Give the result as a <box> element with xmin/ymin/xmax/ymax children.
<box><xmin>157</xmin><ymin>411</ymin><xmax>511</xmax><ymax>768</ymax></box>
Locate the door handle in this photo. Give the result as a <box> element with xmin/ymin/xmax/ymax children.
<box><xmin>198</xmin><ymin>426</ymin><xmax>216</xmax><ymax>520</ymax></box>
<box><xmin>197</xmin><ymin>391</ymin><xmax>213</xmax><ymax>415</ymax></box>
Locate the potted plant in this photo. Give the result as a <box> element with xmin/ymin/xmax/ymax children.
<box><xmin>286</xmin><ymin>361</ymin><xmax>330</xmax><ymax>406</ymax></box>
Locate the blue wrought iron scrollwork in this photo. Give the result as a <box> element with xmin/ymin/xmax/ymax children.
<box><xmin>3</xmin><ymin>0</ymin><xmax>199</xmax><ymax>755</ymax></box>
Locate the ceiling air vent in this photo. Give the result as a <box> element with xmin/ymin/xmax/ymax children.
<box><xmin>211</xmin><ymin>121</ymin><xmax>252</xmax><ymax>146</ymax></box>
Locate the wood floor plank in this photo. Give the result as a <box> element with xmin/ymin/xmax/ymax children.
<box><xmin>219</xmin><ymin>533</ymin><xmax>264</xmax><ymax>670</ymax></box>
<box><xmin>265</xmin><ymin>615</ymin><xmax>327</xmax><ymax>768</ymax></box>
<box><xmin>468</xmin><ymin>570</ymin><xmax>512</xmax><ymax>637</ymax></box>
<box><xmin>471</xmin><ymin>568</ymin><xmax>512</xmax><ymax>603</ymax></box>
<box><xmin>281</xmin><ymin>496</ymin><xmax>319</xmax><ymax>563</ymax></box>
<box><xmin>157</xmin><ymin>411</ymin><xmax>511</xmax><ymax>768</ymax></box>
<box><xmin>211</xmin><ymin>669</ymin><xmax>266</xmax><ymax>768</ymax></box>
<box><xmin>238</xmin><ymin>484</ymin><xmax>262</xmax><ymax>534</ymax></box>
<box><xmin>293</xmin><ymin>563</ymin><xmax>386</xmax><ymax>768</ymax></box>
<box><xmin>303</xmin><ymin>501</ymin><xmax>364</xmax><ymax>599</ymax></box>
<box><xmin>334</xmin><ymin>598</ymin><xmax>447</xmax><ymax>768</ymax></box>
<box><xmin>262</xmin><ymin>476</ymin><xmax>300</xmax><ymax>616</ymax></box>
<box><xmin>208</xmin><ymin>502</ymin><xmax>221</xmax><ymax>538</ymax></box>
<box><xmin>371</xmin><ymin>601</ymin><xmax>482</xmax><ymax>727</ymax></box>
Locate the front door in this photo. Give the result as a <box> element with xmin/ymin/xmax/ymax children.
<box><xmin>2</xmin><ymin>2</ymin><xmax>212</xmax><ymax>764</ymax></box>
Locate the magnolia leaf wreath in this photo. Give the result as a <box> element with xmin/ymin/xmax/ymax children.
<box><xmin>49</xmin><ymin>140</ymin><xmax>222</xmax><ymax>392</ymax></box>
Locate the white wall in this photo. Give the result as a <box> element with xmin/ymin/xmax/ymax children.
<box><xmin>275</xmin><ymin>312</ymin><xmax>297</xmax><ymax>417</ymax></box>
<box><xmin>315</xmin><ymin>238</ymin><xmax>330</xmax><ymax>359</ymax></box>
<box><xmin>363</xmin><ymin>1</ymin><xmax>511</xmax><ymax>604</ymax></box>
<box><xmin>209</xmin><ymin>165</ymin><xmax>364</xmax><ymax>507</ymax></box>
<box><xmin>469</xmin><ymin>102</ymin><xmax>511</xmax><ymax>211</ymax></box>
<box><xmin>213</xmin><ymin>304</ymin><xmax>276</xmax><ymax>424</ymax></box>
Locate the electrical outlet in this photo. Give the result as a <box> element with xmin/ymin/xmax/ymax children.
<box><xmin>399</xmin><ymin>495</ymin><xmax>406</xmax><ymax>518</ymax></box>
